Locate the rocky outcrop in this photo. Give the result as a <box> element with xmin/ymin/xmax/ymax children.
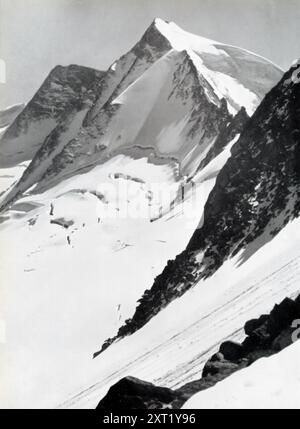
<box><xmin>96</xmin><ymin>293</ymin><xmax>300</xmax><ymax>409</ymax></box>
<box><xmin>96</xmin><ymin>377</ymin><xmax>182</xmax><ymax>410</ymax></box>
<box><xmin>196</xmin><ymin>106</ymin><xmax>249</xmax><ymax>171</ymax></box>
<box><xmin>3</xmin><ymin>65</ymin><xmax>104</xmax><ymax>141</ymax></box>
<box><xmin>0</xmin><ymin>65</ymin><xmax>105</xmax><ymax>209</ymax></box>
<box><xmin>202</xmin><ymin>295</ymin><xmax>300</xmax><ymax>380</ymax></box>
<box><xmin>0</xmin><ymin>65</ymin><xmax>104</xmax><ymax>168</ymax></box>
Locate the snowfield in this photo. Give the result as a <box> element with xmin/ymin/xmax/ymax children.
<box><xmin>184</xmin><ymin>339</ymin><xmax>300</xmax><ymax>409</ymax></box>
<box><xmin>0</xmin><ymin>154</ymin><xmax>215</xmax><ymax>408</ymax></box>
<box><xmin>2</xmin><ymin>176</ymin><xmax>296</xmax><ymax>408</ymax></box>
<box><xmin>57</xmin><ymin>216</ymin><xmax>300</xmax><ymax>409</ymax></box>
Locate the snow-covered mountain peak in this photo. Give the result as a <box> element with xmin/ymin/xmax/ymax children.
<box><xmin>151</xmin><ymin>18</ymin><xmax>218</xmax><ymax>54</ymax></box>
<box><xmin>141</xmin><ymin>19</ymin><xmax>283</xmax><ymax>112</ymax></box>
<box><xmin>0</xmin><ymin>19</ymin><xmax>284</xmax><ymax>211</ymax></box>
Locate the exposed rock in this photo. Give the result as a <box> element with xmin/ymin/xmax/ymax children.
<box><xmin>0</xmin><ymin>65</ymin><xmax>104</xmax><ymax>168</ymax></box>
<box><xmin>202</xmin><ymin>359</ymin><xmax>240</xmax><ymax>378</ymax></box>
<box><xmin>96</xmin><ymin>377</ymin><xmax>183</xmax><ymax>410</ymax></box>
<box><xmin>197</xmin><ymin>106</ymin><xmax>249</xmax><ymax>171</ymax></box>
<box><xmin>219</xmin><ymin>341</ymin><xmax>245</xmax><ymax>361</ymax></box>
<box><xmin>244</xmin><ymin>314</ymin><xmax>269</xmax><ymax>336</ymax></box>
<box><xmin>50</xmin><ymin>218</ymin><xmax>74</xmax><ymax>229</ymax></box>
<box><xmin>209</xmin><ymin>352</ymin><xmax>224</xmax><ymax>362</ymax></box>
<box><xmin>271</xmin><ymin>327</ymin><xmax>295</xmax><ymax>352</ymax></box>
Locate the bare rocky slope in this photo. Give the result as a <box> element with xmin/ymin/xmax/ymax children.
<box><xmin>0</xmin><ymin>64</ymin><xmax>104</xmax><ymax>168</ymax></box>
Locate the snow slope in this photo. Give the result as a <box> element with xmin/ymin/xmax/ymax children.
<box><xmin>58</xmin><ymin>64</ymin><xmax>300</xmax><ymax>409</ymax></box>
<box><xmin>0</xmin><ymin>153</ymin><xmax>216</xmax><ymax>408</ymax></box>
<box><xmin>60</xmin><ymin>216</ymin><xmax>300</xmax><ymax>409</ymax></box>
<box><xmin>184</xmin><ymin>340</ymin><xmax>300</xmax><ymax>409</ymax></box>
<box><xmin>2</xmin><ymin>160</ymin><xmax>299</xmax><ymax>409</ymax></box>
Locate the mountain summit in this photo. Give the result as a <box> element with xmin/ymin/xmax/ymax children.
<box><xmin>0</xmin><ymin>20</ymin><xmax>282</xmax><ymax>210</ymax></box>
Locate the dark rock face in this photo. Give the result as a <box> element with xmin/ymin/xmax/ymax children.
<box><xmin>193</xmin><ymin>293</ymin><xmax>300</xmax><ymax>383</ymax></box>
<box><xmin>96</xmin><ymin>377</ymin><xmax>182</xmax><ymax>410</ymax></box>
<box><xmin>83</xmin><ymin>19</ymin><xmax>173</xmax><ymax>127</ymax></box>
<box><xmin>0</xmin><ymin>64</ymin><xmax>104</xmax><ymax>170</ymax></box>
<box><xmin>196</xmin><ymin>106</ymin><xmax>249</xmax><ymax>171</ymax></box>
<box><xmin>202</xmin><ymin>359</ymin><xmax>241</xmax><ymax>378</ymax></box>
<box><xmin>244</xmin><ymin>315</ymin><xmax>269</xmax><ymax>336</ymax></box>
<box><xmin>2</xmin><ymin>65</ymin><xmax>104</xmax><ymax>142</ymax></box>
<box><xmin>188</xmin><ymin>63</ymin><xmax>300</xmax><ymax>257</ymax></box>
<box><xmin>96</xmin><ymin>293</ymin><xmax>300</xmax><ymax>409</ymax></box>
<box><xmin>219</xmin><ymin>341</ymin><xmax>245</xmax><ymax>361</ymax></box>
<box><xmin>132</xmin><ymin>19</ymin><xmax>172</xmax><ymax>59</ymax></box>
<box><xmin>95</xmin><ymin>62</ymin><xmax>300</xmax><ymax>354</ymax></box>
<box><xmin>0</xmin><ymin>65</ymin><xmax>105</xmax><ymax>211</ymax></box>
<box><xmin>242</xmin><ymin>297</ymin><xmax>300</xmax><ymax>351</ymax></box>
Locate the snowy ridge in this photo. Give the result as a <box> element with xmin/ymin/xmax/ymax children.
<box><xmin>61</xmin><ymin>217</ymin><xmax>300</xmax><ymax>409</ymax></box>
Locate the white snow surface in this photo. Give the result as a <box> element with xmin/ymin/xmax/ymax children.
<box><xmin>153</xmin><ymin>19</ymin><xmax>282</xmax><ymax>112</ymax></box>
<box><xmin>0</xmin><ymin>154</ymin><xmax>216</xmax><ymax>408</ymax></box>
<box><xmin>184</xmin><ymin>340</ymin><xmax>300</xmax><ymax>409</ymax></box>
<box><xmin>57</xmin><ymin>216</ymin><xmax>300</xmax><ymax>409</ymax></box>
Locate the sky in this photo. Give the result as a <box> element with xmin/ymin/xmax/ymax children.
<box><xmin>0</xmin><ymin>0</ymin><xmax>300</xmax><ymax>109</ymax></box>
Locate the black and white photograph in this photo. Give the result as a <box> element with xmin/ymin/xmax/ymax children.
<box><xmin>0</xmin><ymin>0</ymin><xmax>300</xmax><ymax>411</ymax></box>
